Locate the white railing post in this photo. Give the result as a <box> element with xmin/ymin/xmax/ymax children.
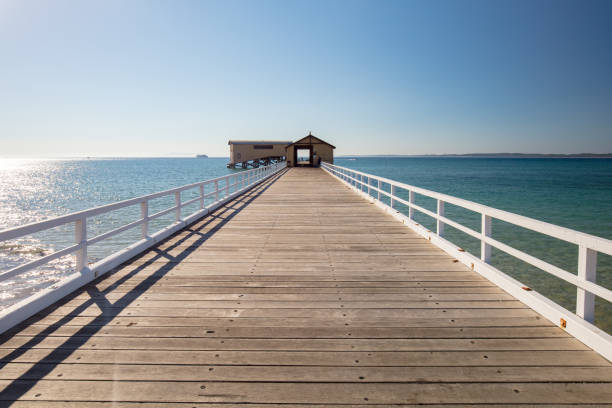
<box><xmin>481</xmin><ymin>214</ymin><xmax>492</xmax><ymax>263</ymax></box>
<box><xmin>437</xmin><ymin>200</ymin><xmax>445</xmax><ymax>236</ymax></box>
<box><xmin>199</xmin><ymin>184</ymin><xmax>205</xmax><ymax>209</ymax></box>
<box><xmin>225</xmin><ymin>177</ymin><xmax>230</xmax><ymax>197</ymax></box>
<box><xmin>577</xmin><ymin>246</ymin><xmax>597</xmax><ymax>322</ymax></box>
<box><xmin>390</xmin><ymin>185</ymin><xmax>396</xmax><ymax>209</ymax></box>
<box><xmin>175</xmin><ymin>192</ymin><xmax>181</xmax><ymax>222</ymax></box>
<box><xmin>408</xmin><ymin>190</ymin><xmax>415</xmax><ymax>219</ymax></box>
<box><xmin>377</xmin><ymin>180</ymin><xmax>381</xmax><ymax>201</ymax></box>
<box><xmin>215</xmin><ymin>180</ymin><xmax>219</xmax><ymax>201</ymax></box>
<box><xmin>75</xmin><ymin>217</ymin><xmax>87</xmax><ymax>272</ymax></box>
<box><xmin>140</xmin><ymin>201</ymin><xmax>149</xmax><ymax>238</ymax></box>
<box><xmin>367</xmin><ymin>176</ymin><xmax>370</xmax><ymax>196</ymax></box>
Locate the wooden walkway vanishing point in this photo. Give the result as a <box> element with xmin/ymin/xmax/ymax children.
<box><xmin>1</xmin><ymin>167</ymin><xmax>611</xmax><ymax>406</ymax></box>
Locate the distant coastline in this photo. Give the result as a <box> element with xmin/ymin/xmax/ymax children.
<box><xmin>338</xmin><ymin>153</ymin><xmax>612</xmax><ymax>159</ymax></box>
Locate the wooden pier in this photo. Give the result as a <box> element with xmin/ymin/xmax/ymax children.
<box><xmin>1</xmin><ymin>167</ymin><xmax>611</xmax><ymax>406</ymax></box>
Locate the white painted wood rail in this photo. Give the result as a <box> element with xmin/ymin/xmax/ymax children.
<box><xmin>321</xmin><ymin>162</ymin><xmax>612</xmax><ymax>361</ymax></box>
<box><xmin>0</xmin><ymin>162</ymin><xmax>286</xmax><ymax>334</ymax></box>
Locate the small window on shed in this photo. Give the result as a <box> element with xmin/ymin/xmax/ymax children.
<box><xmin>253</xmin><ymin>145</ymin><xmax>273</xmax><ymax>149</ymax></box>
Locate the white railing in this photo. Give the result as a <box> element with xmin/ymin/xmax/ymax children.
<box><xmin>322</xmin><ymin>162</ymin><xmax>612</xmax><ymax>361</ymax></box>
<box><xmin>0</xmin><ymin>161</ymin><xmax>286</xmax><ymax>334</ymax></box>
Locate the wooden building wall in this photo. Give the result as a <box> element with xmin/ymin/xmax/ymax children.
<box><xmin>229</xmin><ymin>142</ymin><xmax>290</xmax><ymax>165</ymax></box>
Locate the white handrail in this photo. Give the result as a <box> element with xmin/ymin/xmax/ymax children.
<box><xmin>0</xmin><ymin>161</ymin><xmax>286</xmax><ymax>334</ymax></box>
<box><xmin>322</xmin><ymin>161</ymin><xmax>612</xmax><ymax>361</ymax></box>
<box><xmin>324</xmin><ymin>163</ymin><xmax>612</xmax><ymax>256</ymax></box>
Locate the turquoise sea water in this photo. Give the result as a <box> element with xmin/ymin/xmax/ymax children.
<box><xmin>0</xmin><ymin>158</ymin><xmax>241</xmax><ymax>309</ymax></box>
<box><xmin>1</xmin><ymin>157</ymin><xmax>611</xmax><ymax>331</ymax></box>
<box><xmin>335</xmin><ymin>157</ymin><xmax>612</xmax><ymax>331</ymax></box>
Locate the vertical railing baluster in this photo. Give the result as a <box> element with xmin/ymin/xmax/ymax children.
<box><xmin>481</xmin><ymin>214</ymin><xmax>492</xmax><ymax>263</ymax></box>
<box><xmin>75</xmin><ymin>217</ymin><xmax>87</xmax><ymax>272</ymax></box>
<box><xmin>367</xmin><ymin>176</ymin><xmax>370</xmax><ymax>196</ymax></box>
<box><xmin>215</xmin><ymin>180</ymin><xmax>219</xmax><ymax>201</ymax></box>
<box><xmin>175</xmin><ymin>192</ymin><xmax>181</xmax><ymax>221</ymax></box>
<box><xmin>199</xmin><ymin>184</ymin><xmax>205</xmax><ymax>209</ymax></box>
<box><xmin>436</xmin><ymin>200</ymin><xmax>445</xmax><ymax>236</ymax></box>
<box><xmin>226</xmin><ymin>176</ymin><xmax>230</xmax><ymax>197</ymax></box>
<box><xmin>390</xmin><ymin>185</ymin><xmax>396</xmax><ymax>209</ymax></box>
<box><xmin>408</xmin><ymin>191</ymin><xmax>415</xmax><ymax>220</ymax></box>
<box><xmin>377</xmin><ymin>179</ymin><xmax>381</xmax><ymax>201</ymax></box>
<box><xmin>141</xmin><ymin>201</ymin><xmax>149</xmax><ymax>238</ymax></box>
<box><xmin>577</xmin><ymin>246</ymin><xmax>597</xmax><ymax>322</ymax></box>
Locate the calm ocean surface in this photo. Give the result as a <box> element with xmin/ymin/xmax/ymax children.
<box><xmin>1</xmin><ymin>157</ymin><xmax>611</xmax><ymax>331</ymax></box>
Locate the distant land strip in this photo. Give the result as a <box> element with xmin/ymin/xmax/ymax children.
<box><xmin>338</xmin><ymin>153</ymin><xmax>612</xmax><ymax>158</ymax></box>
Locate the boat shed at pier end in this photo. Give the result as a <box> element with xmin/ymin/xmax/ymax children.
<box><xmin>286</xmin><ymin>133</ymin><xmax>335</xmax><ymax>167</ymax></box>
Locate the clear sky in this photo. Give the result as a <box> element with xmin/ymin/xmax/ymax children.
<box><xmin>1</xmin><ymin>0</ymin><xmax>611</xmax><ymax>157</ymax></box>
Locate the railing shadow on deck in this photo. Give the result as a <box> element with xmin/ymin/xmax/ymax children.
<box><xmin>0</xmin><ymin>168</ymin><xmax>287</xmax><ymax>403</ymax></box>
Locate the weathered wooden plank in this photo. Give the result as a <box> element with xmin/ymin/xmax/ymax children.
<box><xmin>25</xmin><ymin>315</ymin><xmax>550</xmax><ymax>329</ymax></box>
<box><xmin>7</xmin><ymin>325</ymin><xmax>568</xmax><ymax>340</ymax></box>
<box><xmin>67</xmin><ymin>292</ymin><xmax>516</xmax><ymax>301</ymax></box>
<box><xmin>2</xmin><ymin>349</ymin><xmax>608</xmax><ymax>366</ymax></box>
<box><xmin>42</xmin><ymin>306</ymin><xmax>538</xmax><ymax>319</ymax></box>
<box><xmin>0</xmin><ymin>336</ymin><xmax>588</xmax><ymax>352</ymax></box>
<box><xmin>7</xmin><ymin>404</ymin><xmax>612</xmax><ymax>408</ymax></box>
<box><xmin>55</xmin><ymin>299</ymin><xmax>527</xmax><ymax>309</ymax></box>
<box><xmin>1</xmin><ymin>380</ymin><xmax>611</xmax><ymax>404</ymax></box>
<box><xmin>1</xmin><ymin>363</ymin><xmax>610</xmax><ymax>382</ymax></box>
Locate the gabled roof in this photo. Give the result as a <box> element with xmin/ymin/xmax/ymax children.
<box><xmin>287</xmin><ymin>133</ymin><xmax>336</xmax><ymax>149</ymax></box>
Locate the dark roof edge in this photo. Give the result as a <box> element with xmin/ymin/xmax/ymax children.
<box><xmin>287</xmin><ymin>135</ymin><xmax>336</xmax><ymax>149</ymax></box>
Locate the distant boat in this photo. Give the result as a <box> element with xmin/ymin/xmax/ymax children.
<box><xmin>196</xmin><ymin>154</ymin><xmax>209</xmax><ymax>158</ymax></box>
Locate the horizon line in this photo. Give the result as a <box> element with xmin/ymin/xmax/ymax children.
<box><xmin>2</xmin><ymin>152</ymin><xmax>612</xmax><ymax>160</ymax></box>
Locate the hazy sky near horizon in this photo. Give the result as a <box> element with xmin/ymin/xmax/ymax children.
<box><xmin>1</xmin><ymin>0</ymin><xmax>611</xmax><ymax>157</ymax></box>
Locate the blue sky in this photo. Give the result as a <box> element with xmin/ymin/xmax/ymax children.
<box><xmin>1</xmin><ymin>0</ymin><xmax>611</xmax><ymax>157</ymax></box>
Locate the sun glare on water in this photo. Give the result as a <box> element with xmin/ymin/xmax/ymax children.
<box><xmin>0</xmin><ymin>158</ymin><xmax>39</xmax><ymax>171</ymax></box>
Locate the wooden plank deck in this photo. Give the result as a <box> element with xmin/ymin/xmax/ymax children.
<box><xmin>1</xmin><ymin>167</ymin><xmax>611</xmax><ymax>406</ymax></box>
